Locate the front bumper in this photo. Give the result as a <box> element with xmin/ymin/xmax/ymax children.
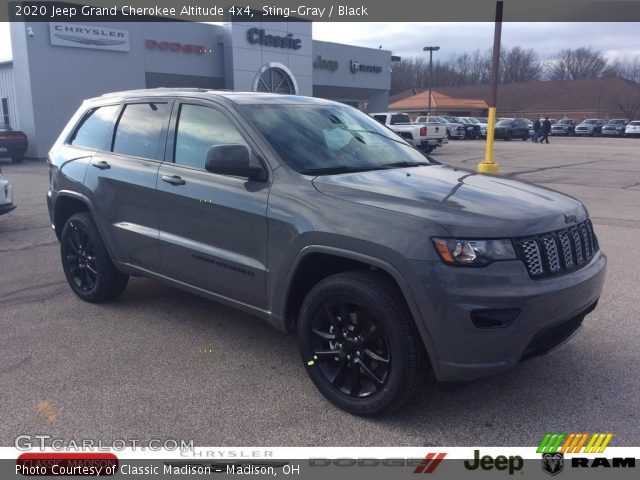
<box><xmin>409</xmin><ymin>252</ymin><xmax>606</xmax><ymax>382</ymax></box>
<box><xmin>421</xmin><ymin>138</ymin><xmax>448</xmax><ymax>148</ymax></box>
<box><xmin>0</xmin><ymin>202</ymin><xmax>16</xmax><ymax>215</ymax></box>
<box><xmin>0</xmin><ymin>143</ymin><xmax>28</xmax><ymax>158</ymax></box>
<box><xmin>602</xmin><ymin>129</ymin><xmax>624</xmax><ymax>136</ymax></box>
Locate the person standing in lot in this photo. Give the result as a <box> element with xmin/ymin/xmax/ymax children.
<box><xmin>539</xmin><ymin>116</ymin><xmax>551</xmax><ymax>144</ymax></box>
<box><xmin>532</xmin><ymin>119</ymin><xmax>541</xmax><ymax>143</ymax></box>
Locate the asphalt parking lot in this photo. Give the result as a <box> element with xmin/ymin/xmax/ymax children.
<box><xmin>1</xmin><ymin>136</ymin><xmax>639</xmax><ymax>447</ymax></box>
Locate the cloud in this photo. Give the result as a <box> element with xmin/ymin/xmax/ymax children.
<box><xmin>1</xmin><ymin>21</ymin><xmax>638</xmax><ymax>63</ymax></box>
<box><xmin>313</xmin><ymin>22</ymin><xmax>640</xmax><ymax>62</ymax></box>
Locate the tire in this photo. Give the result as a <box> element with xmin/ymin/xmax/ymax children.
<box><xmin>521</xmin><ymin>135</ymin><xmax>528</xmax><ymax>141</ymax></box>
<box><xmin>60</xmin><ymin>212</ymin><xmax>128</xmax><ymax>302</ymax></box>
<box><xmin>11</xmin><ymin>154</ymin><xmax>24</xmax><ymax>164</ymax></box>
<box><xmin>297</xmin><ymin>270</ymin><xmax>427</xmax><ymax>416</ymax></box>
<box><xmin>421</xmin><ymin>146</ymin><xmax>435</xmax><ymax>154</ymax></box>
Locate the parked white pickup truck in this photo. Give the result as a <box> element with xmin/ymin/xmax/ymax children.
<box><xmin>369</xmin><ymin>112</ymin><xmax>447</xmax><ymax>153</ymax></box>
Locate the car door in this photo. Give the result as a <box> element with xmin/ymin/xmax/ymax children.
<box><xmin>514</xmin><ymin>119</ymin><xmax>527</xmax><ymax>137</ymax></box>
<box><xmin>83</xmin><ymin>99</ymin><xmax>172</xmax><ymax>270</ymax></box>
<box><xmin>156</xmin><ymin>100</ymin><xmax>270</xmax><ymax>308</ymax></box>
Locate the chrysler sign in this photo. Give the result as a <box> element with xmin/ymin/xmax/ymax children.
<box><xmin>50</xmin><ymin>23</ymin><xmax>130</xmax><ymax>52</ymax></box>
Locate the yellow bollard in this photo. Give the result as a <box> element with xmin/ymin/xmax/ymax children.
<box><xmin>477</xmin><ymin>107</ymin><xmax>500</xmax><ymax>174</ymax></box>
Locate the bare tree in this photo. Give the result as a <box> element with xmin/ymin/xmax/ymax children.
<box><xmin>603</xmin><ymin>57</ymin><xmax>640</xmax><ymax>84</ymax></box>
<box><xmin>547</xmin><ymin>47</ymin><xmax>607</xmax><ymax>80</ymax></box>
<box><xmin>500</xmin><ymin>47</ymin><xmax>543</xmax><ymax>83</ymax></box>
<box><xmin>390</xmin><ymin>46</ymin><xmax>635</xmax><ymax>97</ymax></box>
<box><xmin>604</xmin><ymin>90</ymin><xmax>640</xmax><ymax>119</ymax></box>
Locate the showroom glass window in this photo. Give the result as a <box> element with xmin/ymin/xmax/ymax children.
<box><xmin>174</xmin><ymin>104</ymin><xmax>249</xmax><ymax>169</ymax></box>
<box><xmin>69</xmin><ymin>105</ymin><xmax>119</xmax><ymax>150</ymax></box>
<box><xmin>112</xmin><ymin>103</ymin><xmax>170</xmax><ymax>160</ymax></box>
<box><xmin>256</xmin><ymin>67</ymin><xmax>296</xmax><ymax>94</ymax></box>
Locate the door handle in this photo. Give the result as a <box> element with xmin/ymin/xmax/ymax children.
<box><xmin>91</xmin><ymin>160</ymin><xmax>110</xmax><ymax>170</ymax></box>
<box><xmin>161</xmin><ymin>175</ymin><xmax>186</xmax><ymax>186</ymax></box>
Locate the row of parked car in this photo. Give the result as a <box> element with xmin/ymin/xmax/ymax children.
<box><xmin>548</xmin><ymin>118</ymin><xmax>640</xmax><ymax>137</ymax></box>
<box><xmin>415</xmin><ymin>115</ymin><xmax>640</xmax><ymax>141</ymax></box>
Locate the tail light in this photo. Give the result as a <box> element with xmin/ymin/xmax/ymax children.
<box><xmin>420</xmin><ymin>126</ymin><xmax>427</xmax><ymax>136</ymax></box>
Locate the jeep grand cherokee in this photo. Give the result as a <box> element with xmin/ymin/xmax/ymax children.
<box><xmin>47</xmin><ymin>89</ymin><xmax>606</xmax><ymax>415</ymax></box>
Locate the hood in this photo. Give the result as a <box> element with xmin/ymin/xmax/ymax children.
<box><xmin>312</xmin><ymin>165</ymin><xmax>587</xmax><ymax>237</ymax></box>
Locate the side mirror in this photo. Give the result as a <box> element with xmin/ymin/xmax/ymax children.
<box><xmin>204</xmin><ymin>144</ymin><xmax>266</xmax><ymax>181</ymax></box>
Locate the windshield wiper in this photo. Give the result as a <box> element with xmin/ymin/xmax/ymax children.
<box><xmin>379</xmin><ymin>161</ymin><xmax>432</xmax><ymax>169</ymax></box>
<box><xmin>301</xmin><ymin>166</ymin><xmax>376</xmax><ymax>175</ymax></box>
<box><xmin>302</xmin><ymin>161</ymin><xmax>432</xmax><ymax>176</ymax></box>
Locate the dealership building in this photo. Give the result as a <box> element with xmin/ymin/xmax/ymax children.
<box><xmin>0</xmin><ymin>20</ymin><xmax>392</xmax><ymax>157</ymax></box>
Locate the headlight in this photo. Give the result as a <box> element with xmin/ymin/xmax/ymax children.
<box><xmin>432</xmin><ymin>238</ymin><xmax>516</xmax><ymax>266</ymax></box>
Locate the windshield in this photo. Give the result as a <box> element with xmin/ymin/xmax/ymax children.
<box><xmin>496</xmin><ymin>119</ymin><xmax>514</xmax><ymax>126</ymax></box>
<box><xmin>455</xmin><ymin>117</ymin><xmax>470</xmax><ymax>124</ymax></box>
<box><xmin>557</xmin><ymin>119</ymin><xmax>572</xmax><ymax>124</ymax></box>
<box><xmin>241</xmin><ymin>104</ymin><xmax>432</xmax><ymax>175</ymax></box>
<box><xmin>467</xmin><ymin>118</ymin><xmax>480</xmax><ymax>124</ymax></box>
<box><xmin>608</xmin><ymin>120</ymin><xmax>626</xmax><ymax>124</ymax></box>
<box><xmin>630</xmin><ymin>121</ymin><xmax>640</xmax><ymax>126</ymax></box>
<box><xmin>583</xmin><ymin>119</ymin><xmax>598</xmax><ymax>124</ymax></box>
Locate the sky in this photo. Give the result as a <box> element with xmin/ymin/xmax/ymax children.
<box><xmin>1</xmin><ymin>22</ymin><xmax>639</xmax><ymax>63</ymax></box>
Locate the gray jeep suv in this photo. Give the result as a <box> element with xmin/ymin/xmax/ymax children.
<box><xmin>48</xmin><ymin>89</ymin><xmax>606</xmax><ymax>415</ymax></box>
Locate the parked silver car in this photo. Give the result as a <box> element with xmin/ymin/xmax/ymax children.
<box><xmin>575</xmin><ymin>119</ymin><xmax>605</xmax><ymax>136</ymax></box>
<box><xmin>601</xmin><ymin>119</ymin><xmax>628</xmax><ymax>137</ymax></box>
<box><xmin>416</xmin><ymin>115</ymin><xmax>465</xmax><ymax>140</ymax></box>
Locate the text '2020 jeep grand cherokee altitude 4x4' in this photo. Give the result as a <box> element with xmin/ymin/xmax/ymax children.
<box><xmin>48</xmin><ymin>90</ymin><xmax>606</xmax><ymax>416</ymax></box>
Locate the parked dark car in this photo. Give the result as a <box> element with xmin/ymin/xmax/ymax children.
<box><xmin>47</xmin><ymin>89</ymin><xmax>606</xmax><ymax>415</ymax></box>
<box><xmin>455</xmin><ymin>117</ymin><xmax>482</xmax><ymax>139</ymax></box>
<box><xmin>551</xmin><ymin>119</ymin><xmax>578</xmax><ymax>136</ymax></box>
<box><xmin>601</xmin><ymin>119</ymin><xmax>628</xmax><ymax>137</ymax></box>
<box><xmin>494</xmin><ymin>118</ymin><xmax>530</xmax><ymax>141</ymax></box>
<box><xmin>0</xmin><ymin>124</ymin><xmax>28</xmax><ymax>163</ymax></box>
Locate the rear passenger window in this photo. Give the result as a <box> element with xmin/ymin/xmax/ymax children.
<box><xmin>69</xmin><ymin>105</ymin><xmax>119</xmax><ymax>149</ymax></box>
<box><xmin>174</xmin><ymin>104</ymin><xmax>249</xmax><ymax>169</ymax></box>
<box><xmin>112</xmin><ymin>103</ymin><xmax>169</xmax><ymax>160</ymax></box>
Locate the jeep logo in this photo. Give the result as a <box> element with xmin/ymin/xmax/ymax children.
<box><xmin>464</xmin><ymin>450</ymin><xmax>523</xmax><ymax>474</ymax></box>
<box><xmin>564</xmin><ymin>214</ymin><xmax>578</xmax><ymax>224</ymax></box>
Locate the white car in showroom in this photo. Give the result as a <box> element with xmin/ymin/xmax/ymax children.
<box><xmin>0</xmin><ymin>167</ymin><xmax>15</xmax><ymax>215</ymax></box>
<box><xmin>625</xmin><ymin>120</ymin><xmax>640</xmax><ymax>138</ymax></box>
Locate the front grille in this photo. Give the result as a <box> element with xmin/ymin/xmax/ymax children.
<box><xmin>516</xmin><ymin>219</ymin><xmax>599</xmax><ymax>279</ymax></box>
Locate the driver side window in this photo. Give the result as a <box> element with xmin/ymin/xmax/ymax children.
<box><xmin>174</xmin><ymin>104</ymin><xmax>249</xmax><ymax>169</ymax></box>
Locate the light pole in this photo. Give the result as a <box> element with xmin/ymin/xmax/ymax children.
<box><xmin>423</xmin><ymin>46</ymin><xmax>440</xmax><ymax>115</ymax></box>
<box><xmin>477</xmin><ymin>1</ymin><xmax>503</xmax><ymax>175</ymax></box>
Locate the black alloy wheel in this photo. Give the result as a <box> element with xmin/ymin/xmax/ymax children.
<box><xmin>298</xmin><ymin>271</ymin><xmax>427</xmax><ymax>416</ymax></box>
<box><xmin>309</xmin><ymin>297</ymin><xmax>391</xmax><ymax>399</ymax></box>
<box><xmin>63</xmin><ymin>223</ymin><xmax>99</xmax><ymax>292</ymax></box>
<box><xmin>60</xmin><ymin>212</ymin><xmax>129</xmax><ymax>302</ymax></box>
